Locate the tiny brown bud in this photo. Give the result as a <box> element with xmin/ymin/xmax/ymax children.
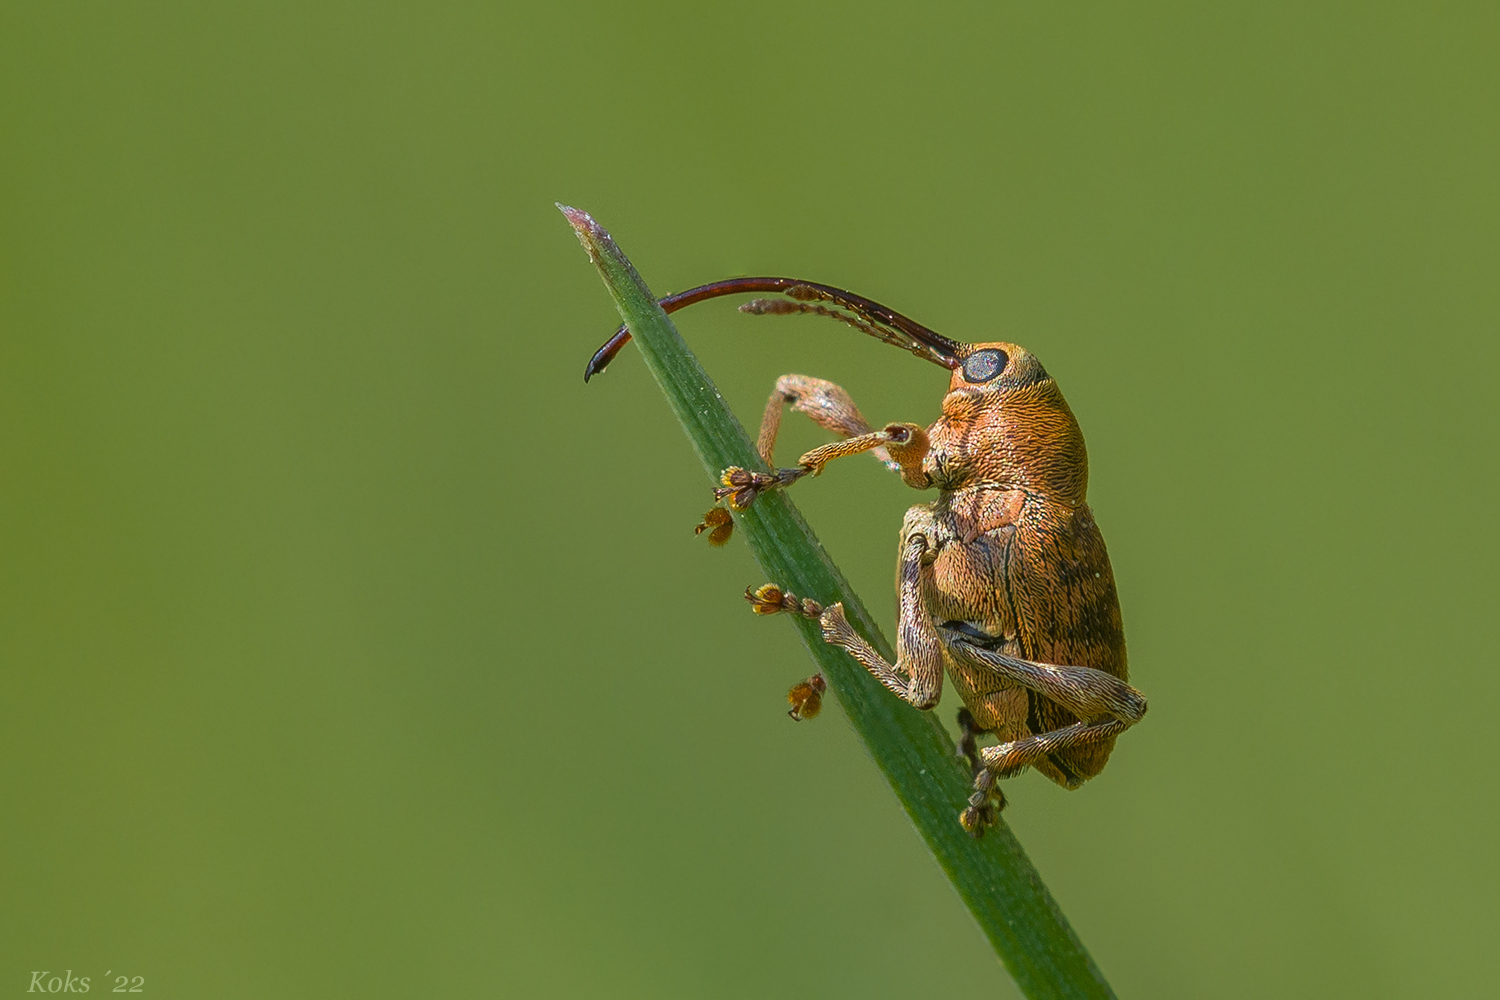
<box><xmin>787</xmin><ymin>673</ymin><xmax>827</xmax><ymax>721</ymax></box>
<box><xmin>695</xmin><ymin>507</ymin><xmax>735</xmax><ymax>546</ymax></box>
<box><xmin>716</xmin><ymin>466</ymin><xmax>762</xmax><ymax>509</ymax></box>
<box><xmin>745</xmin><ymin>583</ymin><xmax>826</xmax><ymax>619</ymax></box>
<box><xmin>719</xmin><ymin>467</ymin><xmax>754</xmax><ymax>488</ymax></box>
<box><xmin>745</xmin><ymin>583</ymin><xmax>787</xmax><ymax>614</ymax></box>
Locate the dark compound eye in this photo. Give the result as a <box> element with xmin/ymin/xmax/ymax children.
<box><xmin>962</xmin><ymin>349</ymin><xmax>1008</xmax><ymax>383</ymax></box>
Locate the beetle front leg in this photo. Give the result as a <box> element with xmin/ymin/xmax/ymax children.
<box><xmin>717</xmin><ymin>376</ymin><xmax>932</xmax><ymax>510</ymax></box>
<box><xmin>718</xmin><ymin>422</ymin><xmax>929</xmax><ymax>509</ymax></box>
<box><xmin>756</xmin><ymin>375</ymin><xmax>884</xmax><ymax>469</ymax></box>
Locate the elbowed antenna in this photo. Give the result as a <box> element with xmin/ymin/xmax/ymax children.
<box><xmin>582</xmin><ymin>277</ymin><xmax>963</xmax><ymax>381</ymax></box>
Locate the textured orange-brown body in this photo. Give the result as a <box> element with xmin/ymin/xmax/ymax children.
<box><xmin>915</xmin><ymin>343</ymin><xmax>1127</xmax><ymax>787</ymax></box>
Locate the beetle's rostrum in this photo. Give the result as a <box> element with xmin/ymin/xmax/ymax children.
<box><xmin>586</xmin><ymin>277</ymin><xmax>1146</xmax><ymax>835</ymax></box>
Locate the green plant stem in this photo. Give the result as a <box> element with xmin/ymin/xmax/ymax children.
<box><xmin>561</xmin><ymin>205</ymin><xmax>1117</xmax><ymax>1000</ymax></box>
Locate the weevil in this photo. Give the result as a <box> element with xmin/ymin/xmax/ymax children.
<box><xmin>585</xmin><ymin>278</ymin><xmax>1147</xmax><ymax>835</ymax></box>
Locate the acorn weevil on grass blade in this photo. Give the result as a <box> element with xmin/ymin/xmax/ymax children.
<box><xmin>585</xmin><ymin>276</ymin><xmax>1146</xmax><ymax>836</ymax></box>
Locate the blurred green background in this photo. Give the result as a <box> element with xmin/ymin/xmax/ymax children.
<box><xmin>3</xmin><ymin>2</ymin><xmax>1496</xmax><ymax>997</ymax></box>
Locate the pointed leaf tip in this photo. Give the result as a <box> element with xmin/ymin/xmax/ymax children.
<box><xmin>559</xmin><ymin>204</ymin><xmax>612</xmax><ymax>265</ymax></box>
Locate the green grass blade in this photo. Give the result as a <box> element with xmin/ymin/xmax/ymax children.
<box><xmin>560</xmin><ymin>205</ymin><xmax>1117</xmax><ymax>1000</ymax></box>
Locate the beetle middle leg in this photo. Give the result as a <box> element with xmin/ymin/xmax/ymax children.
<box><xmin>748</xmin><ymin>524</ymin><xmax>944</xmax><ymax>710</ymax></box>
<box><xmin>816</xmin><ymin>527</ymin><xmax>943</xmax><ymax>709</ymax></box>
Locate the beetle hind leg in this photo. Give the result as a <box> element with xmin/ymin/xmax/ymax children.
<box><xmin>942</xmin><ymin>635</ymin><xmax>1147</xmax><ymax>792</ymax></box>
<box><xmin>981</xmin><ymin>719</ymin><xmax>1132</xmax><ymax>778</ymax></box>
<box><xmin>956</xmin><ymin>707</ymin><xmax>984</xmax><ymax>776</ymax></box>
<box><xmin>960</xmin><ymin>770</ymin><xmax>1006</xmax><ymax>837</ymax></box>
<box><xmin>954</xmin><ymin>691</ymin><xmax>1028</xmax><ymax>836</ymax></box>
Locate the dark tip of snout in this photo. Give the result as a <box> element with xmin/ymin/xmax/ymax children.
<box><xmin>584</xmin><ymin>328</ymin><xmax>632</xmax><ymax>381</ymax></box>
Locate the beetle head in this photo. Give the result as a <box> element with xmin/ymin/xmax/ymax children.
<box><xmin>934</xmin><ymin>341</ymin><xmax>1089</xmax><ymax>502</ymax></box>
<box><xmin>948</xmin><ymin>342</ymin><xmax>1052</xmax><ymax>395</ymax></box>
